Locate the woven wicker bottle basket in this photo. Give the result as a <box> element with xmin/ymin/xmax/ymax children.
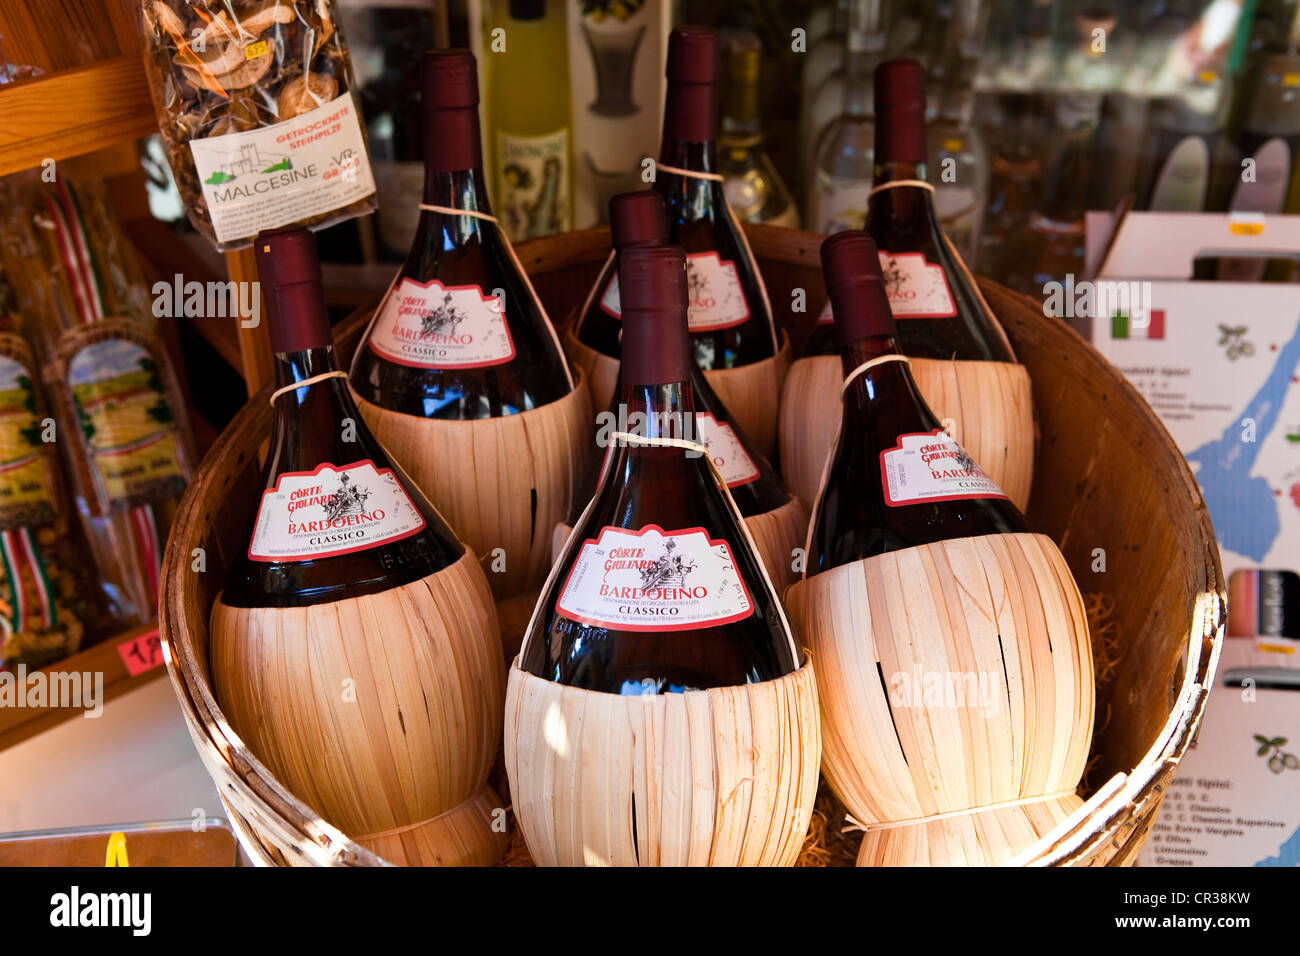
<box><xmin>160</xmin><ymin>225</ymin><xmax>1224</xmax><ymax>866</ymax></box>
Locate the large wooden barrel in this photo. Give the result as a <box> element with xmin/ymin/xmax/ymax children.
<box><xmin>158</xmin><ymin>224</ymin><xmax>1223</xmax><ymax>866</ymax></box>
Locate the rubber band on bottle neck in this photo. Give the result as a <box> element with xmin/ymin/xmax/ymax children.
<box><xmin>268</xmin><ymin>370</ymin><xmax>349</xmax><ymax>405</ymax></box>
<box><xmin>418</xmin><ymin>203</ymin><xmax>499</xmax><ymax>223</ymax></box>
<box><xmin>867</xmin><ymin>179</ymin><xmax>935</xmax><ymax>198</ymax></box>
<box><xmin>609</xmin><ymin>430</ymin><xmax>709</xmax><ymax>456</ymax></box>
<box><xmin>841</xmin><ymin>788</ymin><xmax>1080</xmax><ymax>834</ymax></box>
<box><xmin>655</xmin><ymin>163</ymin><xmax>725</xmax><ymax>183</ymax></box>
<box><xmin>841</xmin><ymin>354</ymin><xmax>911</xmax><ymax>394</ymax></box>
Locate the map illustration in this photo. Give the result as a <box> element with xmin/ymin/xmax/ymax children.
<box><xmin>1185</xmin><ymin>317</ymin><xmax>1300</xmax><ymax>562</ymax></box>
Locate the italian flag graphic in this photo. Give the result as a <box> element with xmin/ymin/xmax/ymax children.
<box><xmin>1111</xmin><ymin>309</ymin><xmax>1166</xmax><ymax>340</ymax></box>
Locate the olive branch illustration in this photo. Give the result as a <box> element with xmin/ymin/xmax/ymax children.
<box><xmin>1254</xmin><ymin>734</ymin><xmax>1299</xmax><ymax>774</ymax></box>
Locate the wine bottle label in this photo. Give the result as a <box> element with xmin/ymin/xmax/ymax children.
<box><xmin>556</xmin><ymin>524</ymin><xmax>754</xmax><ymax>632</ymax></box>
<box><xmin>0</xmin><ymin>353</ymin><xmax>56</xmax><ymax>530</ymax></box>
<box><xmin>695</xmin><ymin>413</ymin><xmax>759</xmax><ymax>488</ymax></box>
<box><xmin>187</xmin><ymin>91</ymin><xmax>377</xmax><ymax>246</ymax></box>
<box><xmin>879</xmin><ymin>252</ymin><xmax>957</xmax><ymax>319</ymax></box>
<box><xmin>368</xmin><ymin>278</ymin><xmax>516</xmax><ymax>369</ymax></box>
<box><xmin>248</xmin><ymin>459</ymin><xmax>427</xmax><ymax>562</ymax></box>
<box><xmin>494</xmin><ymin>128</ymin><xmax>572</xmax><ymax>242</ymax></box>
<box><xmin>880</xmin><ymin>430</ymin><xmax>1008</xmax><ymax>507</ymax></box>
<box><xmin>599</xmin><ymin>252</ymin><xmax>751</xmax><ymax>332</ymax></box>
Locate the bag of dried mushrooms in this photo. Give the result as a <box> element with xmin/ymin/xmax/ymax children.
<box><xmin>141</xmin><ymin>0</ymin><xmax>377</xmax><ymax>251</ymax></box>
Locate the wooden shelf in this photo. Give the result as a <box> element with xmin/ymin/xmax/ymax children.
<box><xmin>0</xmin><ymin>55</ymin><xmax>156</xmax><ymax>177</ymax></box>
<box><xmin>0</xmin><ymin>623</ymin><xmax>167</xmax><ymax>752</ymax></box>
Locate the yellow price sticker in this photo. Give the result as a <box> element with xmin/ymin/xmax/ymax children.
<box><xmin>1229</xmin><ymin>220</ymin><xmax>1265</xmax><ymax>236</ymax></box>
<box><xmin>1284</xmin><ymin>73</ymin><xmax>1300</xmax><ymax>87</ymax></box>
<box><xmin>245</xmin><ymin>39</ymin><xmax>269</xmax><ymax>60</ymax></box>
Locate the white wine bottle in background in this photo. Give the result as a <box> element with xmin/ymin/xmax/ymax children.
<box><xmin>804</xmin><ymin>0</ymin><xmax>888</xmax><ymax>186</ymax></box>
<box><xmin>807</xmin><ymin>0</ymin><xmax>888</xmax><ymax>234</ymax></box>
<box><xmin>485</xmin><ymin>0</ymin><xmax>574</xmax><ymax>240</ymax></box>
<box><xmin>719</xmin><ymin>30</ymin><xmax>799</xmax><ymax>228</ymax></box>
<box><xmin>926</xmin><ymin>0</ymin><xmax>993</xmax><ymax>263</ymax></box>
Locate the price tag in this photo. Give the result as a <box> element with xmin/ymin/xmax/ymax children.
<box><xmin>244</xmin><ymin>39</ymin><xmax>268</xmax><ymax>60</ymax></box>
<box><xmin>116</xmin><ymin>627</ymin><xmax>163</xmax><ymax>677</ymax></box>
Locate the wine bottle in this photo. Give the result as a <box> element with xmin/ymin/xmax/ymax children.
<box><xmin>507</xmin><ymin>242</ymin><xmax>819</xmax><ymax>868</ymax></box>
<box><xmin>560</xmin><ymin>190</ymin><xmax>806</xmax><ymax>590</ymax></box>
<box><xmin>807</xmin><ymin>0</ymin><xmax>888</xmax><ymax>236</ymax></box>
<box><xmin>866</xmin><ymin>58</ymin><xmax>1016</xmax><ymax>363</ymax></box>
<box><xmin>651</xmin><ymin>26</ymin><xmax>783</xmax><ymax>454</ymax></box>
<box><xmin>485</xmin><ymin>0</ymin><xmax>574</xmax><ymax>240</ymax></box>
<box><xmin>786</xmin><ymin>231</ymin><xmax>1093</xmax><ymax>867</ymax></box>
<box><xmin>524</xmin><ymin>241</ymin><xmax>797</xmax><ymax>690</ymax></box>
<box><xmin>783</xmin><ymin>57</ymin><xmax>1034</xmax><ymax>515</ymax></box>
<box><xmin>351</xmin><ymin>49</ymin><xmax>572</xmax><ymax>419</ymax></box>
<box><xmin>807</xmin><ymin>232</ymin><xmax>1023</xmax><ymax>572</ymax></box>
<box><xmin>718</xmin><ymin>30</ymin><xmax>800</xmax><ymax>228</ymax></box>
<box><xmin>348</xmin><ymin>48</ymin><xmax>589</xmax><ymax>612</ymax></box>
<box><xmin>212</xmin><ymin>226</ymin><xmax>506</xmax><ymax>867</ymax></box>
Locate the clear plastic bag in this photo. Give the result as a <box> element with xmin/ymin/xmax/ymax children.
<box><xmin>140</xmin><ymin>0</ymin><xmax>378</xmax><ymax>251</ymax></box>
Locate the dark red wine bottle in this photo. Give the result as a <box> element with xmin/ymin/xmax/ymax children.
<box><xmin>807</xmin><ymin>231</ymin><xmax>1024</xmax><ymax>577</ymax></box>
<box><xmin>222</xmin><ymin>228</ymin><xmax>463</xmax><ymax>608</ymax></box>
<box><xmin>577</xmin><ymin>26</ymin><xmax>778</xmax><ymax>373</ymax></box>
<box><xmin>522</xmin><ymin>244</ymin><xmax>798</xmax><ymax>693</ymax></box>
<box><xmin>809</xmin><ymin>59</ymin><xmax>1017</xmax><ymax>365</ymax></box>
<box><xmin>349</xmin><ymin>48</ymin><xmax>573</xmax><ymax>418</ymax></box>
<box><xmin>566</xmin><ymin>191</ymin><xmax>789</xmax><ymax>526</ymax></box>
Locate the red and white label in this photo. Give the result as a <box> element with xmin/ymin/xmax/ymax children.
<box><xmin>880</xmin><ymin>430</ymin><xmax>1007</xmax><ymax>506</ymax></box>
<box><xmin>556</xmin><ymin>524</ymin><xmax>754</xmax><ymax>632</ymax></box>
<box><xmin>248</xmin><ymin>459</ymin><xmax>426</xmax><ymax>562</ymax></box>
<box><xmin>878</xmin><ymin>251</ymin><xmax>957</xmax><ymax>318</ymax></box>
<box><xmin>368</xmin><ymin>277</ymin><xmax>515</xmax><ymax>369</ymax></box>
<box><xmin>696</xmin><ymin>413</ymin><xmax>759</xmax><ymax>488</ymax></box>
<box><xmin>599</xmin><ymin>251</ymin><xmax>750</xmax><ymax>332</ymax></box>
<box><xmin>816</xmin><ymin>298</ymin><xmax>834</xmax><ymax>326</ymax></box>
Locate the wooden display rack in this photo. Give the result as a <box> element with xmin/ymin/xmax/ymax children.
<box><xmin>0</xmin><ymin>2</ymin><xmax>269</xmax><ymax>751</ymax></box>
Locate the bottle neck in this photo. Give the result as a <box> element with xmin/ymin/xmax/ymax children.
<box><xmin>838</xmin><ymin>334</ymin><xmax>925</xmax><ymax>424</ymax></box>
<box><xmin>841</xmin><ymin>48</ymin><xmax>879</xmax><ymax>117</ymax></box>
<box><xmin>662</xmin><ymin>79</ymin><xmax>718</xmax><ymax>155</ymax></box>
<box><xmin>422</xmin><ymin>106</ymin><xmax>492</xmax><ymax>214</ymax></box>
<box><xmin>274</xmin><ymin>345</ymin><xmax>341</xmax><ymax>392</ymax></box>
<box><xmin>618</xmin><ymin>380</ymin><xmax>698</xmax><ymax>445</ymax></box>
<box><xmin>659</xmin><ymin>140</ymin><xmax>719</xmax><ymax>176</ymax></box>
<box><xmin>867</xmin><ymin>159</ymin><xmax>935</xmax><ymax>233</ymax></box>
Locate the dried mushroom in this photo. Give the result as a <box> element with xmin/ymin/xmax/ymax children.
<box><xmin>275</xmin><ymin>72</ymin><xmax>337</xmax><ymax>120</ymax></box>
